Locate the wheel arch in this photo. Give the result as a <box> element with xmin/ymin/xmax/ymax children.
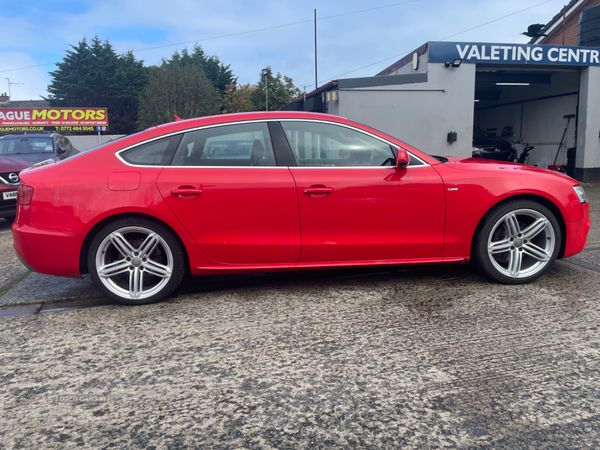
<box><xmin>470</xmin><ymin>194</ymin><xmax>567</xmax><ymax>260</ymax></box>
<box><xmin>79</xmin><ymin>212</ymin><xmax>191</xmax><ymax>275</ymax></box>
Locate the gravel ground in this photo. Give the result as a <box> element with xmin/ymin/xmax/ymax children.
<box><xmin>0</xmin><ymin>184</ymin><xmax>598</xmax><ymax>449</ymax></box>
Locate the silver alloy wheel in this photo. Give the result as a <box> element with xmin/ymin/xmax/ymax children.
<box><xmin>487</xmin><ymin>208</ymin><xmax>556</xmax><ymax>279</ymax></box>
<box><xmin>95</xmin><ymin>226</ymin><xmax>173</xmax><ymax>300</ymax></box>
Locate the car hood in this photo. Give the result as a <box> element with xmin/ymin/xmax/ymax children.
<box><xmin>3</xmin><ymin>153</ymin><xmax>58</xmax><ymax>164</ymax></box>
<box><xmin>0</xmin><ymin>155</ymin><xmax>32</xmax><ymax>171</ymax></box>
<box><xmin>440</xmin><ymin>156</ymin><xmax>574</xmax><ymax>179</ymax></box>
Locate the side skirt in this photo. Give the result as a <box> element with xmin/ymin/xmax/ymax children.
<box><xmin>193</xmin><ymin>256</ymin><xmax>470</xmax><ymax>276</ymax></box>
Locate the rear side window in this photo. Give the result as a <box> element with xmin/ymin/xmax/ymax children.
<box><xmin>121</xmin><ymin>135</ymin><xmax>182</xmax><ymax>166</ymax></box>
<box><xmin>170</xmin><ymin>122</ymin><xmax>276</xmax><ymax>167</ymax></box>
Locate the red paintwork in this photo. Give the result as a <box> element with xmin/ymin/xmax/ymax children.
<box><xmin>157</xmin><ymin>167</ymin><xmax>301</xmax><ymax>263</ymax></box>
<box><xmin>290</xmin><ymin>166</ymin><xmax>445</xmax><ymax>262</ymax></box>
<box><xmin>11</xmin><ymin>111</ymin><xmax>590</xmax><ymax>280</ymax></box>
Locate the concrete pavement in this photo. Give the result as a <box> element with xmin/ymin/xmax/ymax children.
<box><xmin>0</xmin><ymin>184</ymin><xmax>599</xmax><ymax>449</ymax></box>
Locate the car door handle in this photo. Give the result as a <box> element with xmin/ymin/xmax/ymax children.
<box><xmin>303</xmin><ymin>186</ymin><xmax>334</xmax><ymax>195</ymax></box>
<box><xmin>171</xmin><ymin>188</ymin><xmax>203</xmax><ymax>197</ymax></box>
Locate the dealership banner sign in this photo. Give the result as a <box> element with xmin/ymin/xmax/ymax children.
<box><xmin>429</xmin><ymin>41</ymin><xmax>600</xmax><ymax>66</ymax></box>
<box><xmin>0</xmin><ymin>108</ymin><xmax>108</xmax><ymax>132</ymax></box>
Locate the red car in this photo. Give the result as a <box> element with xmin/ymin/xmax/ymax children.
<box><xmin>12</xmin><ymin>112</ymin><xmax>590</xmax><ymax>305</ymax></box>
<box><xmin>0</xmin><ymin>156</ymin><xmax>30</xmax><ymax>222</ymax></box>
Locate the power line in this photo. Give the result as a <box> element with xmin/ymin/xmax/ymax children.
<box><xmin>307</xmin><ymin>0</ymin><xmax>556</xmax><ymax>89</ymax></box>
<box><xmin>134</xmin><ymin>0</ymin><xmax>419</xmax><ymax>53</ymax></box>
<box><xmin>0</xmin><ymin>1</ymin><xmax>419</xmax><ymax>74</ymax></box>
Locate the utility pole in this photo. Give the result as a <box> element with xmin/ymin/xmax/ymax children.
<box><xmin>314</xmin><ymin>9</ymin><xmax>318</xmax><ymax>90</ymax></box>
<box><xmin>262</xmin><ymin>68</ymin><xmax>269</xmax><ymax>111</ymax></box>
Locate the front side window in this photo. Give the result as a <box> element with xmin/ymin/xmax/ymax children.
<box><xmin>171</xmin><ymin>122</ymin><xmax>276</xmax><ymax>167</ymax></box>
<box><xmin>56</xmin><ymin>136</ymin><xmax>73</xmax><ymax>152</ymax></box>
<box><xmin>281</xmin><ymin>121</ymin><xmax>396</xmax><ymax>167</ymax></box>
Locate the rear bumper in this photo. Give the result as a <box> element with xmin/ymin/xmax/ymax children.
<box><xmin>563</xmin><ymin>203</ymin><xmax>591</xmax><ymax>258</ymax></box>
<box><xmin>12</xmin><ymin>214</ymin><xmax>83</xmax><ymax>278</ymax></box>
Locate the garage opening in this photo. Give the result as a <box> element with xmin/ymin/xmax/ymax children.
<box><xmin>473</xmin><ymin>64</ymin><xmax>580</xmax><ymax>176</ymax></box>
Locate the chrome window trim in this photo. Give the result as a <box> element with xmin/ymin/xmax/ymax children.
<box><xmin>115</xmin><ymin>118</ymin><xmax>430</xmax><ymax>169</ymax></box>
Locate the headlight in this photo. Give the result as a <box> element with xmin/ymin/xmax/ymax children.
<box><xmin>573</xmin><ymin>185</ymin><xmax>588</xmax><ymax>203</ymax></box>
<box><xmin>33</xmin><ymin>159</ymin><xmax>55</xmax><ymax>167</ymax></box>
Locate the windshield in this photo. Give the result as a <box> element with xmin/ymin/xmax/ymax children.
<box><xmin>0</xmin><ymin>137</ymin><xmax>54</xmax><ymax>155</ymax></box>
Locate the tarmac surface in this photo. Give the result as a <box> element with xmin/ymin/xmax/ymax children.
<box><xmin>0</xmin><ymin>184</ymin><xmax>599</xmax><ymax>449</ymax></box>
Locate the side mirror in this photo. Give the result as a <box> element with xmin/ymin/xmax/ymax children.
<box><xmin>396</xmin><ymin>148</ymin><xmax>410</xmax><ymax>168</ymax></box>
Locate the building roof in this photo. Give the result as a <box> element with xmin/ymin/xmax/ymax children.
<box><xmin>286</xmin><ymin>80</ymin><xmax>339</xmax><ymax>106</ymax></box>
<box><xmin>0</xmin><ymin>99</ymin><xmax>50</xmax><ymax>108</ymax></box>
<box><xmin>375</xmin><ymin>43</ymin><xmax>429</xmax><ymax>76</ymax></box>
<box><xmin>528</xmin><ymin>0</ymin><xmax>586</xmax><ymax>44</ymax></box>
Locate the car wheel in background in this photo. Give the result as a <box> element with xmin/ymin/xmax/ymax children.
<box><xmin>88</xmin><ymin>218</ymin><xmax>185</xmax><ymax>305</ymax></box>
<box><xmin>474</xmin><ymin>200</ymin><xmax>561</xmax><ymax>284</ymax></box>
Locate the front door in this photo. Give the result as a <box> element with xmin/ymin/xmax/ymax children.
<box><xmin>280</xmin><ymin>120</ymin><xmax>446</xmax><ymax>263</ymax></box>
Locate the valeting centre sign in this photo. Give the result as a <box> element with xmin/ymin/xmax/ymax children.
<box><xmin>429</xmin><ymin>41</ymin><xmax>600</xmax><ymax>66</ymax></box>
<box><xmin>0</xmin><ymin>107</ymin><xmax>108</xmax><ymax>132</ymax></box>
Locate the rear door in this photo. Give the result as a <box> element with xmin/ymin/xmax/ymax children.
<box><xmin>156</xmin><ymin>121</ymin><xmax>301</xmax><ymax>264</ymax></box>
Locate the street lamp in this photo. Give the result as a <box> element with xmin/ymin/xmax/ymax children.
<box><xmin>262</xmin><ymin>68</ymin><xmax>269</xmax><ymax>111</ymax></box>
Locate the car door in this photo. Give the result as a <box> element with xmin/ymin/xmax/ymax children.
<box><xmin>280</xmin><ymin>120</ymin><xmax>446</xmax><ymax>263</ymax></box>
<box><xmin>156</xmin><ymin>121</ymin><xmax>301</xmax><ymax>264</ymax></box>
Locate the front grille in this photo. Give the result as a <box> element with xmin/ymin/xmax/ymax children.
<box><xmin>0</xmin><ymin>171</ymin><xmax>20</xmax><ymax>186</ymax></box>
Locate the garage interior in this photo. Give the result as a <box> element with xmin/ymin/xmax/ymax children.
<box><xmin>474</xmin><ymin>65</ymin><xmax>580</xmax><ymax>175</ymax></box>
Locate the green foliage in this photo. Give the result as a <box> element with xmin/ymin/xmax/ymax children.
<box><xmin>46</xmin><ymin>37</ymin><xmax>148</xmax><ymax>134</ymax></box>
<box><xmin>250</xmin><ymin>67</ymin><xmax>302</xmax><ymax>111</ymax></box>
<box><xmin>137</xmin><ymin>64</ymin><xmax>221</xmax><ymax>129</ymax></box>
<box><xmin>221</xmin><ymin>83</ymin><xmax>254</xmax><ymax>114</ymax></box>
<box><xmin>163</xmin><ymin>45</ymin><xmax>236</xmax><ymax>96</ymax></box>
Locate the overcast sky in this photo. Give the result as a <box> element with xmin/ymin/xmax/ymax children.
<box><xmin>1</xmin><ymin>0</ymin><xmax>563</xmax><ymax>100</ymax></box>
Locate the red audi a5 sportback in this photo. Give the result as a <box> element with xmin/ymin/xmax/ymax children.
<box><xmin>12</xmin><ymin>112</ymin><xmax>590</xmax><ymax>305</ymax></box>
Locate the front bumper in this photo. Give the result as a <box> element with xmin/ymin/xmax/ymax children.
<box><xmin>563</xmin><ymin>202</ymin><xmax>591</xmax><ymax>259</ymax></box>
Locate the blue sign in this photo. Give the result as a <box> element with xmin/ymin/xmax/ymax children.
<box><xmin>429</xmin><ymin>41</ymin><xmax>600</xmax><ymax>66</ymax></box>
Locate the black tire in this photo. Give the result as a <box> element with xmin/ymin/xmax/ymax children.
<box><xmin>473</xmin><ymin>200</ymin><xmax>561</xmax><ymax>284</ymax></box>
<box><xmin>88</xmin><ymin>217</ymin><xmax>185</xmax><ymax>305</ymax></box>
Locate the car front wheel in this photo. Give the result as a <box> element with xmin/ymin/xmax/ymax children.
<box><xmin>88</xmin><ymin>218</ymin><xmax>185</xmax><ymax>305</ymax></box>
<box><xmin>474</xmin><ymin>200</ymin><xmax>561</xmax><ymax>284</ymax></box>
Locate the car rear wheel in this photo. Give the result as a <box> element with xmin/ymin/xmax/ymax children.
<box><xmin>88</xmin><ymin>218</ymin><xmax>185</xmax><ymax>305</ymax></box>
<box><xmin>474</xmin><ymin>200</ymin><xmax>561</xmax><ymax>284</ymax></box>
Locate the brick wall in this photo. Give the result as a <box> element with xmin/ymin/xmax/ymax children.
<box><xmin>539</xmin><ymin>0</ymin><xmax>600</xmax><ymax>46</ymax></box>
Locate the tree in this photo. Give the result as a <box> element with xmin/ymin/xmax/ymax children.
<box><xmin>221</xmin><ymin>83</ymin><xmax>254</xmax><ymax>114</ymax></box>
<box><xmin>163</xmin><ymin>45</ymin><xmax>236</xmax><ymax>97</ymax></box>
<box><xmin>137</xmin><ymin>63</ymin><xmax>221</xmax><ymax>129</ymax></box>
<box><xmin>250</xmin><ymin>67</ymin><xmax>302</xmax><ymax>111</ymax></box>
<box><xmin>46</xmin><ymin>37</ymin><xmax>148</xmax><ymax>134</ymax></box>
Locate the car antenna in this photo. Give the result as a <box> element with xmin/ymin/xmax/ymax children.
<box><xmin>174</xmin><ymin>115</ymin><xmax>182</xmax><ymax>121</ymax></box>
